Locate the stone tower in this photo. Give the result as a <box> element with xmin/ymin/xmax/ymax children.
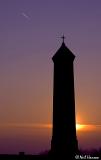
<box><xmin>51</xmin><ymin>38</ymin><xmax>78</xmax><ymax>158</ymax></box>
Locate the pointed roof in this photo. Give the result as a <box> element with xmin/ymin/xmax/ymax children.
<box><xmin>52</xmin><ymin>42</ymin><xmax>75</xmax><ymax>62</ymax></box>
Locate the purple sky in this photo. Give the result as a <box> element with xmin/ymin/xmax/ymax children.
<box><xmin>0</xmin><ymin>0</ymin><xmax>101</xmax><ymax>154</ymax></box>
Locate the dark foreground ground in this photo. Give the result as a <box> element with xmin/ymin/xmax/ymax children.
<box><xmin>0</xmin><ymin>154</ymin><xmax>49</xmax><ymax>160</ymax></box>
<box><xmin>0</xmin><ymin>149</ymin><xmax>101</xmax><ymax>160</ymax></box>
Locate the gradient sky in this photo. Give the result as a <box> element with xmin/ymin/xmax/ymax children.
<box><xmin>0</xmin><ymin>0</ymin><xmax>101</xmax><ymax>154</ymax></box>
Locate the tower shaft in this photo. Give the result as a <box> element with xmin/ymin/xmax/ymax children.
<box><xmin>51</xmin><ymin>42</ymin><xmax>78</xmax><ymax>157</ymax></box>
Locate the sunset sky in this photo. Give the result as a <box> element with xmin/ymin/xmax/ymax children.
<box><xmin>0</xmin><ymin>0</ymin><xmax>101</xmax><ymax>154</ymax></box>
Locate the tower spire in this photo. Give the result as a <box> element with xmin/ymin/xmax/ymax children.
<box><xmin>61</xmin><ymin>34</ymin><xmax>66</xmax><ymax>43</ymax></box>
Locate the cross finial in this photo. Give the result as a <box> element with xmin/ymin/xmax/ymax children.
<box><xmin>61</xmin><ymin>35</ymin><xmax>66</xmax><ymax>43</ymax></box>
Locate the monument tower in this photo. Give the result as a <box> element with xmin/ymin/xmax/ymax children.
<box><xmin>51</xmin><ymin>36</ymin><xmax>78</xmax><ymax>158</ymax></box>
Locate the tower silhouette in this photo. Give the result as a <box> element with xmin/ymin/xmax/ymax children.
<box><xmin>51</xmin><ymin>38</ymin><xmax>78</xmax><ymax>158</ymax></box>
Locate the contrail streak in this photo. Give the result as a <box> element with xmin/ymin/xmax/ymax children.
<box><xmin>21</xmin><ymin>12</ymin><xmax>30</xmax><ymax>20</ymax></box>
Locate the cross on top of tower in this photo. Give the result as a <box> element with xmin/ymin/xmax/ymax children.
<box><xmin>61</xmin><ymin>35</ymin><xmax>66</xmax><ymax>43</ymax></box>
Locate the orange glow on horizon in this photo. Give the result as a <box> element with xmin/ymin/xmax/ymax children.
<box><xmin>0</xmin><ymin>123</ymin><xmax>100</xmax><ymax>132</ymax></box>
<box><xmin>76</xmin><ymin>124</ymin><xmax>86</xmax><ymax>131</ymax></box>
<box><xmin>43</xmin><ymin>123</ymin><xmax>101</xmax><ymax>132</ymax></box>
